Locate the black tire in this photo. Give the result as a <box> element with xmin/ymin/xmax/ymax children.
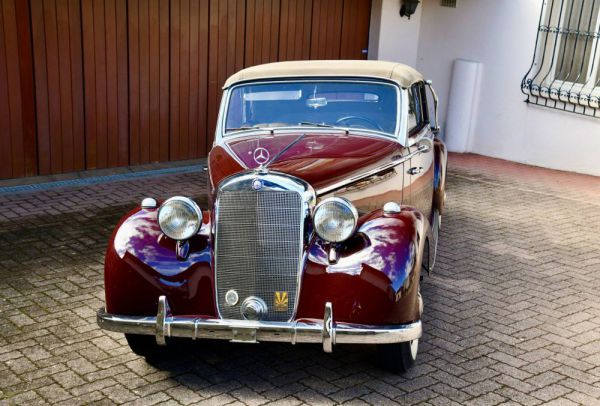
<box><xmin>125</xmin><ymin>334</ymin><xmax>165</xmax><ymax>359</ymax></box>
<box><xmin>376</xmin><ymin>339</ymin><xmax>419</xmax><ymax>373</ymax></box>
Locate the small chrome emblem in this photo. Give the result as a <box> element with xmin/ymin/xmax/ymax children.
<box><xmin>252</xmin><ymin>179</ymin><xmax>263</xmax><ymax>190</ymax></box>
<box><xmin>241</xmin><ymin>296</ymin><xmax>268</xmax><ymax>320</ymax></box>
<box><xmin>274</xmin><ymin>291</ymin><xmax>288</xmax><ymax>312</ymax></box>
<box><xmin>253</xmin><ymin>147</ymin><xmax>270</xmax><ymax>165</ymax></box>
<box><xmin>225</xmin><ymin>290</ymin><xmax>239</xmax><ymax>306</ymax></box>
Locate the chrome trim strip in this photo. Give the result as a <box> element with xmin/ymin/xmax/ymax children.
<box><xmin>316</xmin><ymin>143</ymin><xmax>430</xmax><ymax>196</ymax></box>
<box><xmin>97</xmin><ymin>298</ymin><xmax>422</xmax><ymax>350</ymax></box>
<box><xmin>425</xmin><ymin>80</ymin><xmax>440</xmax><ymax>133</ymax></box>
<box><xmin>398</xmin><ymin>89</ymin><xmax>410</xmax><ymax>146</ymax></box>
<box><xmin>214</xmin><ymin>89</ymin><xmax>228</xmax><ymax>143</ymax></box>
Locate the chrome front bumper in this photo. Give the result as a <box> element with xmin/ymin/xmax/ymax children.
<box><xmin>97</xmin><ymin>296</ymin><xmax>422</xmax><ymax>353</ymax></box>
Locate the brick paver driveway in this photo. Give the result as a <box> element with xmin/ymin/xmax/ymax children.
<box><xmin>1</xmin><ymin>154</ymin><xmax>599</xmax><ymax>405</ymax></box>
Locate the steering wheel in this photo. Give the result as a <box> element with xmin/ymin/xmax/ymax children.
<box><xmin>335</xmin><ymin>116</ymin><xmax>384</xmax><ymax>131</ymax></box>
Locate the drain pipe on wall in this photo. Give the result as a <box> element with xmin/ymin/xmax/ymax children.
<box><xmin>445</xmin><ymin>59</ymin><xmax>482</xmax><ymax>153</ymax></box>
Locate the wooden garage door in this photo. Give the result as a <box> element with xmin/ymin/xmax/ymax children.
<box><xmin>0</xmin><ymin>0</ymin><xmax>372</xmax><ymax>179</ymax></box>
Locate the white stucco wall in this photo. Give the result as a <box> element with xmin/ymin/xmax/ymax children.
<box><xmin>370</xmin><ymin>0</ymin><xmax>600</xmax><ymax>176</ymax></box>
<box><xmin>368</xmin><ymin>0</ymin><xmax>423</xmax><ymax>67</ymax></box>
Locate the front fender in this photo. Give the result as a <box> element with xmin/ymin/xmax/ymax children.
<box><xmin>104</xmin><ymin>207</ymin><xmax>216</xmax><ymax>317</ymax></box>
<box><xmin>104</xmin><ymin>206</ymin><xmax>428</xmax><ymax>325</ymax></box>
<box><xmin>297</xmin><ymin>207</ymin><xmax>428</xmax><ymax>325</ymax></box>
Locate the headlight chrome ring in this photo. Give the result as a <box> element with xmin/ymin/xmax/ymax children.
<box><xmin>157</xmin><ymin>196</ymin><xmax>202</xmax><ymax>241</ymax></box>
<box><xmin>313</xmin><ymin>197</ymin><xmax>358</xmax><ymax>243</ymax></box>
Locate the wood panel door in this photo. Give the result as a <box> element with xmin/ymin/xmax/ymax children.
<box><xmin>0</xmin><ymin>0</ymin><xmax>372</xmax><ymax>179</ymax></box>
<box><xmin>0</xmin><ymin>0</ymin><xmax>37</xmax><ymax>178</ymax></box>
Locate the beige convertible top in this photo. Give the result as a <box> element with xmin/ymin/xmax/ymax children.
<box><xmin>223</xmin><ymin>60</ymin><xmax>424</xmax><ymax>89</ymax></box>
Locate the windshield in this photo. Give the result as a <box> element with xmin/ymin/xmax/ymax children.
<box><xmin>224</xmin><ymin>81</ymin><xmax>399</xmax><ymax>136</ymax></box>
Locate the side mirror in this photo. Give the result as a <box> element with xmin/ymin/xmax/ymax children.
<box><xmin>425</xmin><ymin>80</ymin><xmax>440</xmax><ymax>135</ymax></box>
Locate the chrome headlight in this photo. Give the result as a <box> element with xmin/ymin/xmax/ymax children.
<box><xmin>157</xmin><ymin>197</ymin><xmax>202</xmax><ymax>240</ymax></box>
<box><xmin>313</xmin><ymin>197</ymin><xmax>358</xmax><ymax>243</ymax></box>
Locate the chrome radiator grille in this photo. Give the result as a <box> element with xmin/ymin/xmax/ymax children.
<box><xmin>215</xmin><ymin>190</ymin><xmax>303</xmax><ymax>322</ymax></box>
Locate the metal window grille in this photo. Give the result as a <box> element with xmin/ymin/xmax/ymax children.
<box><xmin>522</xmin><ymin>0</ymin><xmax>600</xmax><ymax>118</ymax></box>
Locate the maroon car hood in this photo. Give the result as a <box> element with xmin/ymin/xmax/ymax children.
<box><xmin>208</xmin><ymin>132</ymin><xmax>401</xmax><ymax>192</ymax></box>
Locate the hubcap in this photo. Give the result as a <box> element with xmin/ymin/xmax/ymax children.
<box><xmin>409</xmin><ymin>339</ymin><xmax>419</xmax><ymax>359</ymax></box>
<box><xmin>430</xmin><ymin>209</ymin><xmax>441</xmax><ymax>272</ymax></box>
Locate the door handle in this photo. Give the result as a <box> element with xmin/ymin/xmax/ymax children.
<box><xmin>417</xmin><ymin>143</ymin><xmax>430</xmax><ymax>153</ymax></box>
<box><xmin>408</xmin><ymin>167</ymin><xmax>423</xmax><ymax>175</ymax></box>
<box><xmin>392</xmin><ymin>143</ymin><xmax>430</xmax><ymax>163</ymax></box>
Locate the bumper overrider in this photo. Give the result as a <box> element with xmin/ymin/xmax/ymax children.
<box><xmin>97</xmin><ymin>296</ymin><xmax>422</xmax><ymax>353</ymax></box>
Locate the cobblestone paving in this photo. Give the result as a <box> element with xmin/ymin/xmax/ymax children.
<box><xmin>1</xmin><ymin>155</ymin><xmax>599</xmax><ymax>405</ymax></box>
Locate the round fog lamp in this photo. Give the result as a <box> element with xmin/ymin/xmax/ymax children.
<box><xmin>158</xmin><ymin>197</ymin><xmax>202</xmax><ymax>240</ymax></box>
<box><xmin>313</xmin><ymin>197</ymin><xmax>358</xmax><ymax>243</ymax></box>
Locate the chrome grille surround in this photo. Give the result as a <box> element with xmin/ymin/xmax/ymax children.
<box><xmin>214</xmin><ymin>171</ymin><xmax>316</xmax><ymax>322</ymax></box>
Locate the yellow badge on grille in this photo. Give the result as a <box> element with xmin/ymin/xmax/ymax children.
<box><xmin>274</xmin><ymin>291</ymin><xmax>288</xmax><ymax>311</ymax></box>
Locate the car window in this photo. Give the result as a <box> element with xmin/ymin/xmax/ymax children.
<box><xmin>224</xmin><ymin>81</ymin><xmax>399</xmax><ymax>135</ymax></box>
<box><xmin>419</xmin><ymin>83</ymin><xmax>429</xmax><ymax>124</ymax></box>
<box><xmin>407</xmin><ymin>91</ymin><xmax>418</xmax><ymax>130</ymax></box>
<box><xmin>408</xmin><ymin>84</ymin><xmax>426</xmax><ymax>134</ymax></box>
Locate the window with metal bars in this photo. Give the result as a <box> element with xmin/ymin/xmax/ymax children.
<box><xmin>522</xmin><ymin>0</ymin><xmax>600</xmax><ymax>117</ymax></box>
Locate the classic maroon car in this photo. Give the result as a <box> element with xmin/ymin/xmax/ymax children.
<box><xmin>97</xmin><ymin>60</ymin><xmax>447</xmax><ymax>372</ymax></box>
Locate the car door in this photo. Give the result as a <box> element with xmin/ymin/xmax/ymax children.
<box><xmin>403</xmin><ymin>83</ymin><xmax>434</xmax><ymax>223</ymax></box>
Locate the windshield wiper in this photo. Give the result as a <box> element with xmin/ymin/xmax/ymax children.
<box><xmin>262</xmin><ymin>133</ymin><xmax>308</xmax><ymax>168</ymax></box>
<box><xmin>227</xmin><ymin>122</ymin><xmax>339</xmax><ymax>132</ymax></box>
<box><xmin>225</xmin><ymin>125</ymin><xmax>263</xmax><ymax>132</ymax></box>
<box><xmin>298</xmin><ymin>121</ymin><xmax>335</xmax><ymax>128</ymax></box>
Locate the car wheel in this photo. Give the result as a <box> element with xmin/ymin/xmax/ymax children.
<box><xmin>125</xmin><ymin>334</ymin><xmax>164</xmax><ymax>358</ymax></box>
<box><xmin>376</xmin><ymin>339</ymin><xmax>419</xmax><ymax>373</ymax></box>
